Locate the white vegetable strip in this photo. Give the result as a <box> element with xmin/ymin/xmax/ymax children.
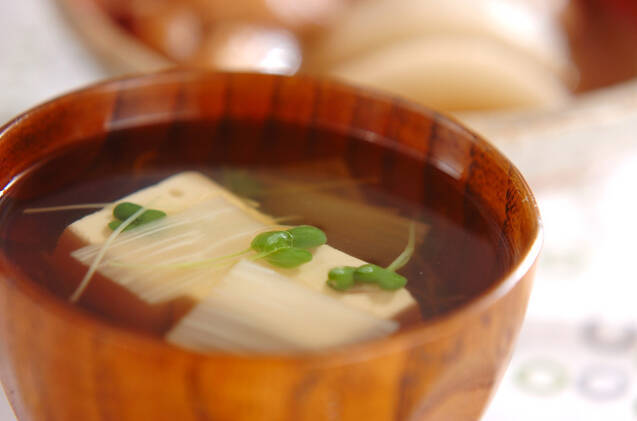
<box><xmin>166</xmin><ymin>260</ymin><xmax>399</xmax><ymax>353</ymax></box>
<box><xmin>71</xmin><ymin>197</ymin><xmax>275</xmax><ymax>303</ymax></box>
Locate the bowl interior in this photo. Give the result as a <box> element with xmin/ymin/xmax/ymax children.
<box><xmin>0</xmin><ymin>71</ymin><xmax>541</xmax><ymax>351</ymax></box>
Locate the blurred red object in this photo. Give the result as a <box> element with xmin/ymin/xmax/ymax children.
<box><xmin>563</xmin><ymin>0</ymin><xmax>637</xmax><ymax>91</ymax></box>
<box><xmin>605</xmin><ymin>0</ymin><xmax>637</xmax><ymax>25</ymax></box>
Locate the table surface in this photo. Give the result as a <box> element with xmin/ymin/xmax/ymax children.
<box><xmin>0</xmin><ymin>1</ymin><xmax>635</xmax><ymax>420</ymax></box>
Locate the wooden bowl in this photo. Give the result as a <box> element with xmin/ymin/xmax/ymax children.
<box><xmin>0</xmin><ymin>71</ymin><xmax>541</xmax><ymax>421</ymax></box>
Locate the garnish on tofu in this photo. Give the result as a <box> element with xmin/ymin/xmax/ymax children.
<box><xmin>250</xmin><ymin>225</ymin><xmax>327</xmax><ymax>268</ymax></box>
<box><xmin>108</xmin><ymin>202</ymin><xmax>166</xmax><ymax>231</ymax></box>
<box><xmin>327</xmin><ymin>222</ymin><xmax>415</xmax><ymax>292</ymax></box>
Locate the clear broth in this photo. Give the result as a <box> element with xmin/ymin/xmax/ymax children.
<box><xmin>0</xmin><ymin>119</ymin><xmax>511</xmax><ymax>336</ymax></box>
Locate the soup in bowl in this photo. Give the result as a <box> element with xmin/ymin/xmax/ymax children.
<box><xmin>0</xmin><ymin>71</ymin><xmax>541</xmax><ymax>421</ymax></box>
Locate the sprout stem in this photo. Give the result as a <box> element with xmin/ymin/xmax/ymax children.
<box><xmin>386</xmin><ymin>222</ymin><xmax>416</xmax><ymax>272</ymax></box>
<box><xmin>24</xmin><ymin>203</ymin><xmax>111</xmax><ymax>214</ymax></box>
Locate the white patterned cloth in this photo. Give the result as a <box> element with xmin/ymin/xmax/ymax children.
<box><xmin>1</xmin><ymin>1</ymin><xmax>636</xmax><ymax>420</ymax></box>
<box><xmin>483</xmin><ymin>321</ymin><xmax>636</xmax><ymax>421</ymax></box>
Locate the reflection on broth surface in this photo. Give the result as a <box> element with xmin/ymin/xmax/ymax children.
<box><xmin>0</xmin><ymin>120</ymin><xmax>511</xmax><ymax>351</ymax></box>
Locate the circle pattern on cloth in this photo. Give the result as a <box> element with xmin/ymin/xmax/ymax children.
<box><xmin>576</xmin><ymin>365</ymin><xmax>629</xmax><ymax>401</ymax></box>
<box><xmin>582</xmin><ymin>321</ymin><xmax>636</xmax><ymax>353</ymax></box>
<box><xmin>515</xmin><ymin>359</ymin><xmax>569</xmax><ymax>396</ymax></box>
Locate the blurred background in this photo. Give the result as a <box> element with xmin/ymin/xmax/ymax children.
<box><xmin>1</xmin><ymin>0</ymin><xmax>637</xmax><ymax>419</ymax></box>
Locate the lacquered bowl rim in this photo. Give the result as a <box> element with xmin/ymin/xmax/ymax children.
<box><xmin>0</xmin><ymin>69</ymin><xmax>542</xmax><ymax>364</ymax></box>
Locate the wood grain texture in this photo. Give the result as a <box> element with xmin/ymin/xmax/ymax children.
<box><xmin>0</xmin><ymin>70</ymin><xmax>541</xmax><ymax>421</ymax></box>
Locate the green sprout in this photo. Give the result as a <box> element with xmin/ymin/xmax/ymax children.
<box><xmin>326</xmin><ymin>222</ymin><xmax>415</xmax><ymax>292</ymax></box>
<box><xmin>108</xmin><ymin>202</ymin><xmax>166</xmax><ymax>232</ymax></box>
<box><xmin>249</xmin><ymin>226</ymin><xmax>326</xmax><ymax>269</ymax></box>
